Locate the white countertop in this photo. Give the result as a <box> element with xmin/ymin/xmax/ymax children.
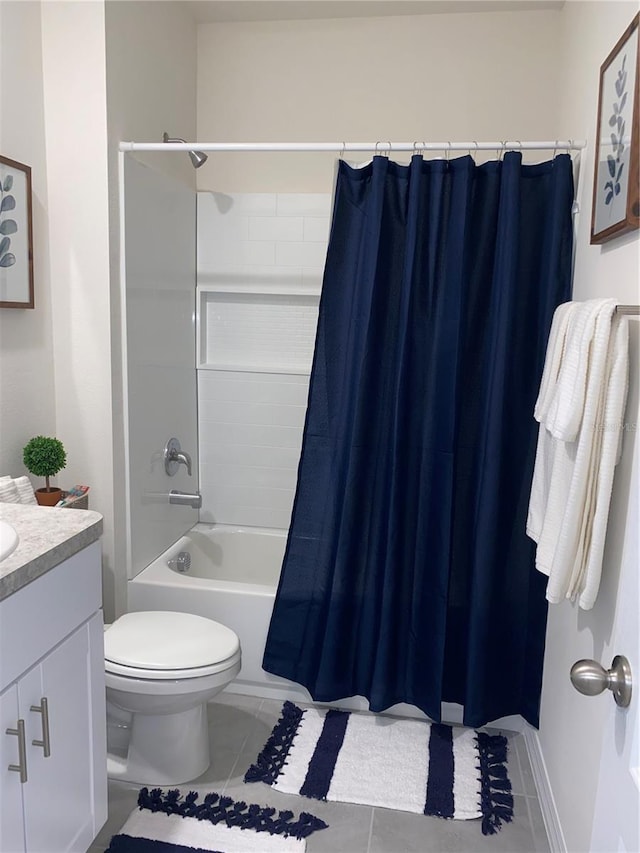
<box><xmin>0</xmin><ymin>503</ymin><xmax>103</xmax><ymax>601</ymax></box>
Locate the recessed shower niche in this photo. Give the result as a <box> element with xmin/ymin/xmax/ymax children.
<box><xmin>197</xmin><ymin>287</ymin><xmax>319</xmax><ymax>373</ymax></box>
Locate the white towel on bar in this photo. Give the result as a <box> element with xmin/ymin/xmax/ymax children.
<box><xmin>526</xmin><ymin>299</ymin><xmax>629</xmax><ymax>610</ymax></box>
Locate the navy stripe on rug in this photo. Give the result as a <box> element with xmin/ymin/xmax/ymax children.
<box><xmin>107</xmin><ymin>834</ymin><xmax>221</xmax><ymax>853</ymax></box>
<box><xmin>300</xmin><ymin>708</ymin><xmax>350</xmax><ymax>800</ymax></box>
<box><xmin>424</xmin><ymin>723</ymin><xmax>455</xmax><ymax>819</ymax></box>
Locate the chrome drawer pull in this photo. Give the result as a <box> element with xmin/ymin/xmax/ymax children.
<box><xmin>6</xmin><ymin>719</ymin><xmax>28</xmax><ymax>783</ymax></box>
<box><xmin>30</xmin><ymin>697</ymin><xmax>51</xmax><ymax>756</ymax></box>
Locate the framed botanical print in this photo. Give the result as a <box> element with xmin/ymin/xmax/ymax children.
<box><xmin>0</xmin><ymin>155</ymin><xmax>34</xmax><ymax>308</ymax></box>
<box><xmin>591</xmin><ymin>13</ymin><xmax>640</xmax><ymax>244</ymax></box>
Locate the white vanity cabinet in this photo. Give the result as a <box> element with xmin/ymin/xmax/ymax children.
<box><xmin>0</xmin><ymin>540</ymin><xmax>107</xmax><ymax>853</ymax></box>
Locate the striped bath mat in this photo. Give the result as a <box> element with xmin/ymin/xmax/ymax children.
<box><xmin>245</xmin><ymin>701</ymin><xmax>513</xmax><ymax>835</ymax></box>
<box><xmin>106</xmin><ymin>787</ymin><xmax>328</xmax><ymax>852</ymax></box>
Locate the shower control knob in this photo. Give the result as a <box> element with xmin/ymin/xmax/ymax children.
<box><xmin>164</xmin><ymin>437</ymin><xmax>193</xmax><ymax>477</ymax></box>
<box><xmin>570</xmin><ymin>655</ymin><xmax>632</xmax><ymax>707</ymax></box>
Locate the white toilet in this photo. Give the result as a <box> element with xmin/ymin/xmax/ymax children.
<box><xmin>104</xmin><ymin>610</ymin><xmax>241</xmax><ymax>785</ymax></box>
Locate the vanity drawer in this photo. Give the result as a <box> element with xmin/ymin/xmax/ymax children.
<box><xmin>0</xmin><ymin>541</ymin><xmax>102</xmax><ymax>692</ymax></box>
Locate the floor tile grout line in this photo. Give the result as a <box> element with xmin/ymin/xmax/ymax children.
<box><xmin>366</xmin><ymin>807</ymin><xmax>375</xmax><ymax>853</ymax></box>
<box><xmin>512</xmin><ymin>734</ymin><xmax>529</xmax><ymax>797</ymax></box>
<box><xmin>219</xmin><ymin>697</ymin><xmax>262</xmax><ymax>794</ymax></box>
<box><xmin>221</xmin><ymin>751</ymin><xmax>242</xmax><ymax>795</ymax></box>
<box><xmin>522</xmin><ymin>786</ymin><xmax>539</xmax><ymax>850</ymax></box>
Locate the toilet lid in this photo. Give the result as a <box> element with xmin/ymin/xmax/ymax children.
<box><xmin>104</xmin><ymin>611</ymin><xmax>240</xmax><ymax>671</ymax></box>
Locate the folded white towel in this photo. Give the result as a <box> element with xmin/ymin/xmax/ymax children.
<box><xmin>0</xmin><ymin>478</ymin><xmax>20</xmax><ymax>503</ymax></box>
<box><xmin>527</xmin><ymin>300</ymin><xmax>629</xmax><ymax>610</ymax></box>
<box><xmin>538</xmin><ymin>299</ymin><xmax>618</xmax><ymax>441</ymax></box>
<box><xmin>13</xmin><ymin>476</ymin><xmax>37</xmax><ymax>505</ymax></box>
<box><xmin>0</xmin><ymin>474</ymin><xmax>37</xmax><ymax>504</ymax></box>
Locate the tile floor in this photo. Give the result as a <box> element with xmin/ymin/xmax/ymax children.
<box><xmin>89</xmin><ymin>692</ymin><xmax>551</xmax><ymax>853</ymax></box>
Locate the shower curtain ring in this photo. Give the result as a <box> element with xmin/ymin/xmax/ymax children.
<box><xmin>553</xmin><ymin>139</ymin><xmax>559</xmax><ymax>158</ymax></box>
<box><xmin>340</xmin><ymin>141</ymin><xmax>346</xmax><ymax>160</ymax></box>
<box><xmin>385</xmin><ymin>141</ymin><xmax>392</xmax><ymax>158</ymax></box>
<box><xmin>470</xmin><ymin>141</ymin><xmax>478</xmax><ymax>163</ymax></box>
<box><xmin>446</xmin><ymin>142</ymin><xmax>452</xmax><ymax>162</ymax></box>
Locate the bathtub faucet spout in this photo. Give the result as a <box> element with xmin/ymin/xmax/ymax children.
<box><xmin>169</xmin><ymin>490</ymin><xmax>202</xmax><ymax>509</ymax></box>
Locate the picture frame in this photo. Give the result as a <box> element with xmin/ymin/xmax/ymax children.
<box><xmin>0</xmin><ymin>155</ymin><xmax>34</xmax><ymax>308</ymax></box>
<box><xmin>590</xmin><ymin>13</ymin><xmax>640</xmax><ymax>245</ymax></box>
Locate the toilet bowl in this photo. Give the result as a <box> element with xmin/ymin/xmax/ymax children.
<box><xmin>104</xmin><ymin>610</ymin><xmax>241</xmax><ymax>785</ymax></box>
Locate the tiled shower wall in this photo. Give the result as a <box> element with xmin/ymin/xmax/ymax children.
<box><xmin>197</xmin><ymin>192</ymin><xmax>331</xmax><ymax>528</ymax></box>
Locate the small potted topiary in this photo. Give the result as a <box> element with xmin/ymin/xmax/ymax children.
<box><xmin>22</xmin><ymin>436</ymin><xmax>67</xmax><ymax>506</ymax></box>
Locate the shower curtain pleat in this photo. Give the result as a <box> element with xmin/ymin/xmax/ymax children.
<box><xmin>263</xmin><ymin>152</ymin><xmax>574</xmax><ymax>728</ymax></box>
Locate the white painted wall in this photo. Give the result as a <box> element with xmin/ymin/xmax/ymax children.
<box><xmin>196</xmin><ymin>8</ymin><xmax>563</xmax><ymax>192</ymax></box>
<box><xmin>0</xmin><ymin>1</ymin><xmax>56</xmax><ymax>476</ymax></box>
<box><xmin>0</xmin><ymin>0</ymin><xmax>119</xmax><ymax>619</ymax></box>
<box><xmin>105</xmin><ymin>0</ymin><xmax>197</xmax><ymax>188</ymax></box>
<box><xmin>39</xmin><ymin>0</ymin><xmax>114</xmax><ymax>606</ymax></box>
<box><xmin>537</xmin><ymin>4</ymin><xmax>640</xmax><ymax>852</ymax></box>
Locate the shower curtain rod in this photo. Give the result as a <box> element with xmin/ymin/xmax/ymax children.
<box><xmin>119</xmin><ymin>139</ymin><xmax>586</xmax><ymax>153</ymax></box>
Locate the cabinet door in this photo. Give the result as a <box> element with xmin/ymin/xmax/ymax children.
<box><xmin>0</xmin><ymin>683</ymin><xmax>25</xmax><ymax>853</ymax></box>
<box><xmin>20</xmin><ymin>617</ymin><xmax>102</xmax><ymax>853</ymax></box>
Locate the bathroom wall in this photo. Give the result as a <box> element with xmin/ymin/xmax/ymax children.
<box><xmin>39</xmin><ymin>0</ymin><xmax>113</xmax><ymax>574</ymax></box>
<box><xmin>195</xmin><ymin>8</ymin><xmax>563</xmax><ymax>192</ymax></box>
<box><xmin>104</xmin><ymin>0</ymin><xmax>197</xmax><ymax>613</ymax></box>
<box><xmin>0</xmin><ymin>1</ymin><xmax>56</xmax><ymax>476</ymax></box>
<box><xmin>538</xmin><ymin>3</ymin><xmax>640</xmax><ymax>851</ymax></box>
<box><xmin>0</xmin><ymin>0</ymin><xmax>116</xmax><ymax>601</ymax></box>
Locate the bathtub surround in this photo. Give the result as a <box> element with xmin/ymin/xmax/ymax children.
<box><xmin>197</xmin><ymin>191</ymin><xmax>328</xmax><ymax>530</ymax></box>
<box><xmin>121</xmin><ymin>158</ymin><xmax>198</xmax><ymax>580</ymax></box>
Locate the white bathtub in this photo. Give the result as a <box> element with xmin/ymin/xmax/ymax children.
<box><xmin>126</xmin><ymin>524</ymin><xmax>475</xmax><ymax>725</ymax></box>
<box><xmin>127</xmin><ymin>523</ymin><xmax>310</xmax><ymax>701</ymax></box>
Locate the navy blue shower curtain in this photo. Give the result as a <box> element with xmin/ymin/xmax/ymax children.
<box><xmin>263</xmin><ymin>152</ymin><xmax>574</xmax><ymax>728</ymax></box>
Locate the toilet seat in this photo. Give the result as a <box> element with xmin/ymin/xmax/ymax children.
<box><xmin>104</xmin><ymin>611</ymin><xmax>240</xmax><ymax>680</ymax></box>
